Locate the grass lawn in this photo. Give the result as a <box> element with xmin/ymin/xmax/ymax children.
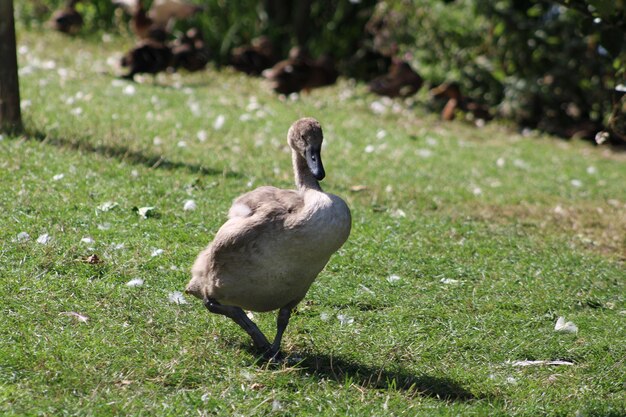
<box><xmin>1</xmin><ymin>28</ymin><xmax>625</xmax><ymax>416</ymax></box>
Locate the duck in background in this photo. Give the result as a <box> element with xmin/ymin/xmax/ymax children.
<box><xmin>120</xmin><ymin>28</ymin><xmax>173</xmax><ymax>81</ymax></box>
<box><xmin>230</xmin><ymin>36</ymin><xmax>279</xmax><ymax>76</ymax></box>
<box><xmin>303</xmin><ymin>54</ymin><xmax>338</xmax><ymax>91</ymax></box>
<box><xmin>112</xmin><ymin>0</ymin><xmax>203</xmax><ymax>39</ymax></box>
<box><xmin>367</xmin><ymin>57</ymin><xmax>423</xmax><ymax>98</ymax></box>
<box><xmin>345</xmin><ymin>46</ymin><xmax>392</xmax><ymax>82</ymax></box>
<box><xmin>430</xmin><ymin>81</ymin><xmax>462</xmax><ymax>121</ymax></box>
<box><xmin>263</xmin><ymin>47</ymin><xmax>338</xmax><ymax>95</ymax></box>
<box><xmin>48</xmin><ymin>0</ymin><xmax>83</xmax><ymax>35</ymax></box>
<box><xmin>170</xmin><ymin>27</ymin><xmax>210</xmax><ymax>72</ymax></box>
<box><xmin>149</xmin><ymin>0</ymin><xmax>204</xmax><ymax>32</ymax></box>
<box><xmin>112</xmin><ymin>0</ymin><xmax>153</xmax><ymax>39</ymax></box>
<box><xmin>430</xmin><ymin>81</ymin><xmax>493</xmax><ymax>124</ymax></box>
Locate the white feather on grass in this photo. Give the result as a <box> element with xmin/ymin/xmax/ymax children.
<box><xmin>554</xmin><ymin>316</ymin><xmax>578</xmax><ymax>333</ymax></box>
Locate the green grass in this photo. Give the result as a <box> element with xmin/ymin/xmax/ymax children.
<box><xmin>1</xmin><ymin>28</ymin><xmax>625</xmax><ymax>416</ymax></box>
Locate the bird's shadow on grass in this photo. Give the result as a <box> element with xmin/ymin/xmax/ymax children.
<box><xmin>248</xmin><ymin>349</ymin><xmax>482</xmax><ymax>402</ymax></box>
<box><xmin>292</xmin><ymin>353</ymin><xmax>479</xmax><ymax>402</ymax></box>
<box><xmin>25</xmin><ymin>128</ymin><xmax>241</xmax><ymax>178</ymax></box>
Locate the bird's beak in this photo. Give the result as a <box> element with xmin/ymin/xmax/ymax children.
<box><xmin>305</xmin><ymin>145</ymin><xmax>325</xmax><ymax>181</ymax></box>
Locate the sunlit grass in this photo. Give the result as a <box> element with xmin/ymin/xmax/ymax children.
<box><xmin>0</xmin><ymin>28</ymin><xmax>624</xmax><ymax>416</ymax></box>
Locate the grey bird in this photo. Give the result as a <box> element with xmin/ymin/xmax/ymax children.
<box><xmin>186</xmin><ymin>118</ymin><xmax>351</xmax><ymax>360</ymax></box>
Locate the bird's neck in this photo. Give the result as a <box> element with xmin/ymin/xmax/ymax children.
<box><xmin>293</xmin><ymin>151</ymin><xmax>322</xmax><ymax>192</ymax></box>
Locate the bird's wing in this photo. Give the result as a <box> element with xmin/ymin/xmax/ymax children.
<box><xmin>210</xmin><ymin>186</ymin><xmax>304</xmax><ymax>260</ymax></box>
<box><xmin>231</xmin><ymin>186</ymin><xmax>303</xmax><ymax>218</ymax></box>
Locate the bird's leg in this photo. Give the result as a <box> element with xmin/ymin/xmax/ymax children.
<box><xmin>267</xmin><ymin>303</ymin><xmax>297</xmax><ymax>360</ymax></box>
<box><xmin>204</xmin><ymin>298</ymin><xmax>271</xmax><ymax>353</ymax></box>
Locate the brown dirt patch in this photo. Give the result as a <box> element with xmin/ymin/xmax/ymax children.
<box><xmin>448</xmin><ymin>200</ymin><xmax>626</xmax><ymax>261</ymax></box>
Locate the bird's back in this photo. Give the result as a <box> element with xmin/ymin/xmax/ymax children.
<box><xmin>188</xmin><ymin>186</ymin><xmax>351</xmax><ymax>311</ymax></box>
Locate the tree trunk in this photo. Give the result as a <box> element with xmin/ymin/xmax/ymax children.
<box><xmin>0</xmin><ymin>0</ymin><xmax>22</xmax><ymax>132</ymax></box>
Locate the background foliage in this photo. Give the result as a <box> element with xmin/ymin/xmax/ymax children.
<box><xmin>14</xmin><ymin>0</ymin><xmax>626</xmax><ymax>141</ymax></box>
<box><xmin>366</xmin><ymin>0</ymin><xmax>625</xmax><ymax>139</ymax></box>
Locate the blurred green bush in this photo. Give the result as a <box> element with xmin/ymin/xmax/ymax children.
<box><xmin>369</xmin><ymin>0</ymin><xmax>624</xmax><ymax>140</ymax></box>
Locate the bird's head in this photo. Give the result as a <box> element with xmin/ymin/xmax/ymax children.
<box><xmin>288</xmin><ymin>117</ymin><xmax>325</xmax><ymax>181</ymax></box>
